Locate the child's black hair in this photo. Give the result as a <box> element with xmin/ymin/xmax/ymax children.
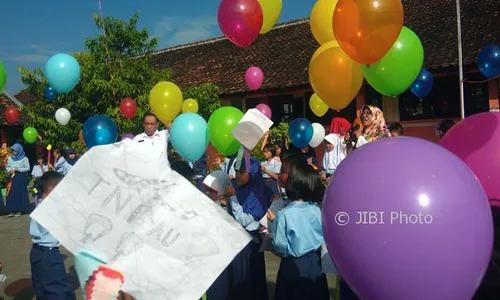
<box><xmin>285</xmin><ymin>162</ymin><xmax>324</xmax><ymax>204</ymax></box>
<box><xmin>388</xmin><ymin>123</ymin><xmax>404</xmax><ymax>135</ymax></box>
<box><xmin>36</xmin><ymin>153</ymin><xmax>46</xmax><ymax>163</ymax></box>
<box><xmin>171</xmin><ymin>161</ymin><xmax>193</xmax><ymax>180</ymax></box>
<box><xmin>281</xmin><ymin>153</ymin><xmax>307</xmax><ymax>166</ymax></box>
<box><xmin>263</xmin><ymin>143</ymin><xmax>277</xmax><ymax>157</ymax></box>
<box><xmin>38</xmin><ymin>171</ymin><xmax>64</xmax><ymax>195</ymax></box>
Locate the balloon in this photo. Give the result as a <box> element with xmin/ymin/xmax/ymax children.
<box><xmin>440</xmin><ymin>112</ymin><xmax>500</xmax><ymax>205</ymax></box>
<box><xmin>477</xmin><ymin>45</ymin><xmax>500</xmax><ymax>78</ymax></box>
<box><xmin>121</xmin><ymin>133</ymin><xmax>135</xmax><ymax>141</ymax></box>
<box><xmin>323</xmin><ymin>137</ymin><xmax>493</xmax><ymax>300</ymax></box>
<box><xmin>309</xmin><ymin>93</ymin><xmax>329</xmax><ymax>117</ymax></box>
<box><xmin>208</xmin><ymin>106</ymin><xmax>244</xmax><ymax>156</ymax></box>
<box><xmin>218</xmin><ymin>0</ymin><xmax>263</xmax><ymax>48</ymax></box>
<box><xmin>55</xmin><ymin>108</ymin><xmax>71</xmax><ymax>125</ymax></box>
<box><xmin>82</xmin><ymin>115</ymin><xmax>118</xmax><ymax>148</ymax></box>
<box><xmin>309</xmin><ymin>41</ymin><xmax>364</xmax><ymax>110</ymax></box>
<box><xmin>288</xmin><ymin>118</ymin><xmax>313</xmax><ymax>149</ymax></box>
<box><xmin>308</xmin><ymin>123</ymin><xmax>325</xmax><ymax>148</ymax></box>
<box><xmin>4</xmin><ymin>105</ymin><xmax>20</xmax><ymax>124</ymax></box>
<box><xmin>45</xmin><ymin>53</ymin><xmax>81</xmax><ymax>93</ymax></box>
<box><xmin>0</xmin><ymin>60</ymin><xmax>7</xmax><ymax>93</ymax></box>
<box><xmin>43</xmin><ymin>85</ymin><xmax>57</xmax><ymax>101</ymax></box>
<box><xmin>258</xmin><ymin>0</ymin><xmax>282</xmax><ymax>34</ymax></box>
<box><xmin>255</xmin><ymin>103</ymin><xmax>272</xmax><ymax>119</ymax></box>
<box><xmin>23</xmin><ymin>127</ymin><xmax>38</xmax><ymax>144</ymax></box>
<box><xmin>149</xmin><ymin>81</ymin><xmax>183</xmax><ymax>123</ymax></box>
<box><xmin>245</xmin><ymin>66</ymin><xmax>264</xmax><ymax>91</ymax></box>
<box><xmin>410</xmin><ymin>68</ymin><xmax>434</xmax><ymax>98</ymax></box>
<box><xmin>333</xmin><ymin>0</ymin><xmax>404</xmax><ymax>65</ymax></box>
<box><xmin>170</xmin><ymin>113</ymin><xmax>209</xmax><ymax>162</ymax></box>
<box><xmin>310</xmin><ymin>0</ymin><xmax>338</xmax><ymax>45</ymax></box>
<box><xmin>181</xmin><ymin>98</ymin><xmax>199</xmax><ymax>113</ymax></box>
<box><xmin>361</xmin><ymin>27</ymin><xmax>424</xmax><ymax>97</ymax></box>
<box><xmin>119</xmin><ymin>98</ymin><xmax>137</xmax><ymax>119</ymax></box>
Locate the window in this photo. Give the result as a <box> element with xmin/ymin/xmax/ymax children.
<box><xmin>268</xmin><ymin>94</ymin><xmax>303</xmax><ymax>123</ymax></box>
<box><xmin>364</xmin><ymin>85</ymin><xmax>383</xmax><ymax>110</ymax></box>
<box><xmin>464</xmin><ymin>73</ymin><xmax>489</xmax><ymax>116</ymax></box>
<box><xmin>304</xmin><ymin>92</ymin><xmax>358</xmax><ymax>126</ymax></box>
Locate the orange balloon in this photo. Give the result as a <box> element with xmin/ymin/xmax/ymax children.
<box><xmin>333</xmin><ymin>0</ymin><xmax>404</xmax><ymax>65</ymax></box>
<box><xmin>309</xmin><ymin>43</ymin><xmax>364</xmax><ymax>111</ymax></box>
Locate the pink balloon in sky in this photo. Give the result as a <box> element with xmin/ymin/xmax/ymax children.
<box><xmin>255</xmin><ymin>103</ymin><xmax>272</xmax><ymax>119</ymax></box>
<box><xmin>245</xmin><ymin>66</ymin><xmax>264</xmax><ymax>91</ymax></box>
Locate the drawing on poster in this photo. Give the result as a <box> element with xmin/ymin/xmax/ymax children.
<box><xmin>81</xmin><ymin>214</ymin><xmax>113</xmax><ymax>244</ymax></box>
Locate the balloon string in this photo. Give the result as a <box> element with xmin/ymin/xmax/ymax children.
<box><xmin>462</xmin><ymin>74</ymin><xmax>500</xmax><ymax>84</ymax></box>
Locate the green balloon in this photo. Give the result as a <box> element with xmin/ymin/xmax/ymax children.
<box><xmin>23</xmin><ymin>127</ymin><xmax>38</xmax><ymax>144</ymax></box>
<box><xmin>361</xmin><ymin>26</ymin><xmax>424</xmax><ymax>97</ymax></box>
<box><xmin>208</xmin><ymin>106</ymin><xmax>243</xmax><ymax>156</ymax></box>
<box><xmin>0</xmin><ymin>61</ymin><xmax>7</xmax><ymax>93</ymax></box>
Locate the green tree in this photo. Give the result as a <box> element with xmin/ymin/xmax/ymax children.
<box><xmin>19</xmin><ymin>12</ymin><xmax>221</xmax><ymax>153</ymax></box>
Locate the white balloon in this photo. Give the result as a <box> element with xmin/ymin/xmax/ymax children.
<box><xmin>309</xmin><ymin>123</ymin><xmax>326</xmax><ymax>148</ymax></box>
<box><xmin>55</xmin><ymin>108</ymin><xmax>71</xmax><ymax>125</ymax></box>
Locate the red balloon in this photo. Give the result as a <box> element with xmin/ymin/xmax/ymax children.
<box><xmin>119</xmin><ymin>98</ymin><xmax>137</xmax><ymax>119</ymax></box>
<box><xmin>4</xmin><ymin>105</ymin><xmax>20</xmax><ymax>124</ymax></box>
<box><xmin>218</xmin><ymin>0</ymin><xmax>263</xmax><ymax>48</ymax></box>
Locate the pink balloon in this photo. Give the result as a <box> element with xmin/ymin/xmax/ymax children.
<box><xmin>440</xmin><ymin>112</ymin><xmax>500</xmax><ymax>206</ymax></box>
<box><xmin>245</xmin><ymin>66</ymin><xmax>264</xmax><ymax>91</ymax></box>
<box><xmin>255</xmin><ymin>103</ymin><xmax>272</xmax><ymax>119</ymax></box>
<box><xmin>218</xmin><ymin>0</ymin><xmax>263</xmax><ymax>48</ymax></box>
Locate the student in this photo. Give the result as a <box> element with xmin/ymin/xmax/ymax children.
<box><xmin>31</xmin><ymin>154</ymin><xmax>49</xmax><ymax>204</ymax></box>
<box><xmin>64</xmin><ymin>148</ymin><xmax>79</xmax><ymax>166</ymax></box>
<box><xmin>190</xmin><ymin>152</ymin><xmax>207</xmax><ymax>192</ymax></box>
<box><xmin>30</xmin><ymin>171</ymin><xmax>76</xmax><ymax>300</ymax></box>
<box><xmin>320</xmin><ymin>134</ymin><xmax>345</xmax><ymax>181</ymax></box>
<box><xmin>277</xmin><ymin>153</ymin><xmax>307</xmax><ymax>200</ymax></box>
<box><xmin>388</xmin><ymin>123</ymin><xmax>404</xmax><ymax>136</ymax></box>
<box><xmin>49</xmin><ymin>149</ymin><xmax>72</xmax><ymax>175</ymax></box>
<box><xmin>267</xmin><ymin>163</ymin><xmax>329</xmax><ymax>300</ymax></box>
<box><xmin>6</xmin><ymin>143</ymin><xmax>31</xmax><ymax>217</ymax></box>
<box><xmin>261</xmin><ymin>144</ymin><xmax>281</xmax><ymax>197</ymax></box>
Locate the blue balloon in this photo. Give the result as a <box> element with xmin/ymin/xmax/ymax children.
<box><xmin>477</xmin><ymin>45</ymin><xmax>500</xmax><ymax>79</ymax></box>
<box><xmin>170</xmin><ymin>113</ymin><xmax>209</xmax><ymax>162</ymax></box>
<box><xmin>43</xmin><ymin>85</ymin><xmax>57</xmax><ymax>101</ymax></box>
<box><xmin>82</xmin><ymin>115</ymin><xmax>118</xmax><ymax>148</ymax></box>
<box><xmin>410</xmin><ymin>68</ymin><xmax>434</xmax><ymax>98</ymax></box>
<box><xmin>45</xmin><ymin>53</ymin><xmax>81</xmax><ymax>93</ymax></box>
<box><xmin>288</xmin><ymin>118</ymin><xmax>313</xmax><ymax>149</ymax></box>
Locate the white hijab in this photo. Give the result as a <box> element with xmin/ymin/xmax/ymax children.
<box><xmin>202</xmin><ymin>170</ymin><xmax>232</xmax><ymax>204</ymax></box>
<box><xmin>322</xmin><ymin>133</ymin><xmax>346</xmax><ymax>173</ymax></box>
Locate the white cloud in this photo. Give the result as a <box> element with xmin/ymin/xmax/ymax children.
<box><xmin>1</xmin><ymin>43</ymin><xmax>75</xmax><ymax>64</ymax></box>
<box><xmin>154</xmin><ymin>16</ymin><xmax>219</xmax><ymax>48</ymax></box>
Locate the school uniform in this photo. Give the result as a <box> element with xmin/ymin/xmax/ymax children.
<box><xmin>132</xmin><ymin>130</ymin><xmax>170</xmax><ymax>167</ymax></box>
<box><xmin>269</xmin><ymin>201</ymin><xmax>329</xmax><ymax>300</ymax></box>
<box><xmin>6</xmin><ymin>145</ymin><xmax>31</xmax><ymax>215</ymax></box>
<box><xmin>31</xmin><ymin>164</ymin><xmax>49</xmax><ymax>203</ymax></box>
<box><xmin>54</xmin><ymin>158</ymin><xmax>72</xmax><ymax>176</ymax></box>
<box><xmin>261</xmin><ymin>158</ymin><xmax>281</xmax><ymax>197</ymax></box>
<box><xmin>220</xmin><ymin>155</ymin><xmax>237</xmax><ymax>179</ymax></box>
<box><xmin>322</xmin><ymin>134</ymin><xmax>346</xmax><ymax>178</ymax></box>
<box><xmin>30</xmin><ymin>205</ymin><xmax>76</xmax><ymax>300</ymax></box>
<box><xmin>190</xmin><ymin>153</ymin><xmax>207</xmax><ymax>192</ymax></box>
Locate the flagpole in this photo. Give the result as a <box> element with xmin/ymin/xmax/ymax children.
<box><xmin>456</xmin><ymin>0</ymin><xmax>465</xmax><ymax>120</ymax></box>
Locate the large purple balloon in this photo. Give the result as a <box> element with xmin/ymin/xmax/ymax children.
<box><xmin>323</xmin><ymin>137</ymin><xmax>493</xmax><ymax>300</ymax></box>
<box><xmin>440</xmin><ymin>112</ymin><xmax>500</xmax><ymax>206</ymax></box>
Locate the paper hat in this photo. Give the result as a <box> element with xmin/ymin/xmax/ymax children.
<box><xmin>74</xmin><ymin>251</ymin><xmax>106</xmax><ymax>290</ymax></box>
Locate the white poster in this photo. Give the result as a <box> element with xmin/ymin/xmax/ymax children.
<box><xmin>31</xmin><ymin>140</ymin><xmax>251</xmax><ymax>300</ymax></box>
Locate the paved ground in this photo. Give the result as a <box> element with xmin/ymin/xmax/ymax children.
<box><xmin>0</xmin><ymin>213</ymin><xmax>338</xmax><ymax>300</ymax></box>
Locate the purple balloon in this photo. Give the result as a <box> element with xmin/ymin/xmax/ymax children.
<box><xmin>245</xmin><ymin>66</ymin><xmax>264</xmax><ymax>91</ymax></box>
<box><xmin>255</xmin><ymin>103</ymin><xmax>271</xmax><ymax>119</ymax></box>
<box><xmin>323</xmin><ymin>137</ymin><xmax>493</xmax><ymax>300</ymax></box>
<box><xmin>121</xmin><ymin>133</ymin><xmax>134</xmax><ymax>141</ymax></box>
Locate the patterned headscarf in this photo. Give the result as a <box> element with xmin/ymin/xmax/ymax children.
<box><xmin>361</xmin><ymin>105</ymin><xmax>391</xmax><ymax>142</ymax></box>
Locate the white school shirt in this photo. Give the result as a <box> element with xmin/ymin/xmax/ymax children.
<box><xmin>132</xmin><ymin>129</ymin><xmax>170</xmax><ymax>167</ymax></box>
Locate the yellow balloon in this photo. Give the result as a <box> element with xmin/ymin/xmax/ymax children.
<box><xmin>149</xmin><ymin>81</ymin><xmax>183</xmax><ymax>123</ymax></box>
<box><xmin>311</xmin><ymin>40</ymin><xmax>339</xmax><ymax>61</ymax></box>
<box><xmin>182</xmin><ymin>98</ymin><xmax>199</xmax><ymax>113</ymax></box>
<box><xmin>309</xmin><ymin>93</ymin><xmax>329</xmax><ymax>117</ymax></box>
<box><xmin>258</xmin><ymin>0</ymin><xmax>283</xmax><ymax>34</ymax></box>
<box><xmin>309</xmin><ymin>43</ymin><xmax>364</xmax><ymax>110</ymax></box>
<box><xmin>310</xmin><ymin>0</ymin><xmax>338</xmax><ymax>45</ymax></box>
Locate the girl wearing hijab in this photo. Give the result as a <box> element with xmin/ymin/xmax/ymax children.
<box><xmin>320</xmin><ymin>134</ymin><xmax>346</xmax><ymax>181</ymax></box>
<box><xmin>6</xmin><ymin>143</ymin><xmax>31</xmax><ymax>217</ymax></box>
<box><xmin>65</xmin><ymin>148</ymin><xmax>79</xmax><ymax>166</ymax></box>
<box><xmin>222</xmin><ymin>151</ymin><xmax>270</xmax><ymax>300</ymax></box>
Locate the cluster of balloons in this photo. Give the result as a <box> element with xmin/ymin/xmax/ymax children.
<box><xmin>288</xmin><ymin>118</ymin><xmax>325</xmax><ymax>149</ymax></box>
<box><xmin>218</xmin><ymin>0</ymin><xmax>282</xmax><ymax>48</ymax></box>
<box><xmin>323</xmin><ymin>137</ymin><xmax>493</xmax><ymax>300</ymax></box>
<box><xmin>308</xmin><ymin>0</ymin><xmax>425</xmax><ymax>111</ymax></box>
<box><xmin>477</xmin><ymin>45</ymin><xmax>500</xmax><ymax>79</ymax></box>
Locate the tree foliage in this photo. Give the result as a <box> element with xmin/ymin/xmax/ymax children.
<box><xmin>19</xmin><ymin>12</ymin><xmax>221</xmax><ymax>153</ymax></box>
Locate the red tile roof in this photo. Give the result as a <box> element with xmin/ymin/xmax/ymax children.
<box><xmin>150</xmin><ymin>0</ymin><xmax>500</xmax><ymax>95</ymax></box>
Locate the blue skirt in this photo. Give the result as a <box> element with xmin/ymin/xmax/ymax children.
<box><xmin>339</xmin><ymin>278</ymin><xmax>359</xmax><ymax>300</ymax></box>
<box><xmin>230</xmin><ymin>232</ymin><xmax>268</xmax><ymax>300</ymax></box>
<box><xmin>264</xmin><ymin>179</ymin><xmax>279</xmax><ymax>198</ymax></box>
<box><xmin>275</xmin><ymin>249</ymin><xmax>330</xmax><ymax>300</ymax></box>
<box><xmin>6</xmin><ymin>172</ymin><xmax>31</xmax><ymax>214</ymax></box>
<box><xmin>205</xmin><ymin>264</ymin><xmax>231</xmax><ymax>300</ymax></box>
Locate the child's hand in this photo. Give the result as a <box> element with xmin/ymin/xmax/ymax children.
<box><xmin>219</xmin><ymin>196</ymin><xmax>228</xmax><ymax>206</ymax></box>
<box><xmin>214</xmin><ymin>157</ymin><xmax>222</xmax><ymax>165</ymax></box>
<box><xmin>224</xmin><ymin>185</ymin><xmax>236</xmax><ymax>198</ymax></box>
<box><xmin>267</xmin><ymin>209</ymin><xmax>275</xmax><ymax>222</ymax></box>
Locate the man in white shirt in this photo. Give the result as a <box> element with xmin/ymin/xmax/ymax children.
<box><xmin>132</xmin><ymin>113</ymin><xmax>172</xmax><ymax>166</ymax></box>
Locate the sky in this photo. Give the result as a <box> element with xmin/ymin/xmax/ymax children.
<box><xmin>1</xmin><ymin>0</ymin><xmax>315</xmax><ymax>94</ymax></box>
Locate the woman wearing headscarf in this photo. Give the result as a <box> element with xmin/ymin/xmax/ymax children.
<box><xmin>346</xmin><ymin>105</ymin><xmax>391</xmax><ymax>154</ymax></box>
<box><xmin>65</xmin><ymin>148</ymin><xmax>79</xmax><ymax>166</ymax></box>
<box><xmin>5</xmin><ymin>143</ymin><xmax>31</xmax><ymax>217</ymax></box>
<box><xmin>320</xmin><ymin>133</ymin><xmax>346</xmax><ymax>181</ymax></box>
<box><xmin>330</xmin><ymin>117</ymin><xmax>351</xmax><ymax>137</ymax></box>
